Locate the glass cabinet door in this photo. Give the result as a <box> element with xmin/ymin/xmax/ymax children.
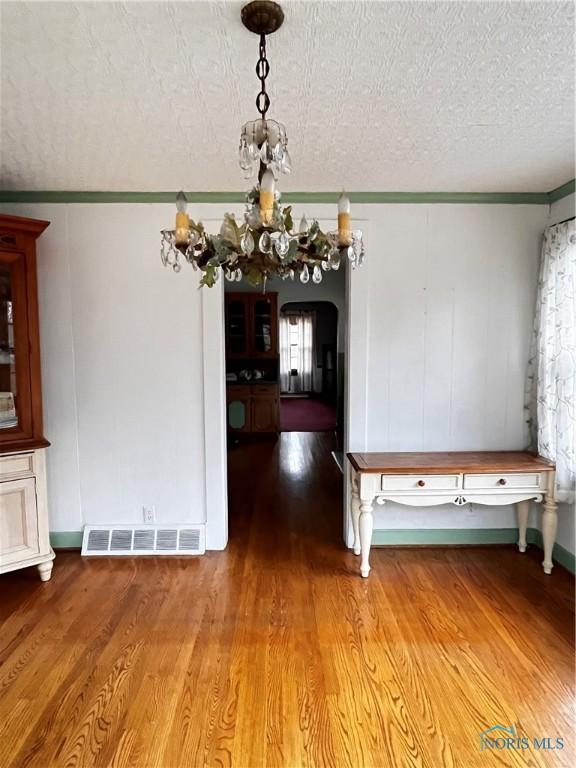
<box><xmin>0</xmin><ymin>252</ymin><xmax>32</xmax><ymax>439</ymax></box>
<box><xmin>0</xmin><ymin>263</ymin><xmax>19</xmax><ymax>430</ymax></box>
<box><xmin>252</xmin><ymin>298</ymin><xmax>274</xmax><ymax>355</ymax></box>
<box><xmin>225</xmin><ymin>298</ymin><xmax>248</xmax><ymax>356</ymax></box>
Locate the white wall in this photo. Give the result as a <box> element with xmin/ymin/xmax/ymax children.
<box><xmin>1</xmin><ymin>203</ymin><xmax>210</xmax><ymax>539</ymax></box>
<box><xmin>0</xmin><ymin>199</ymin><xmax>560</xmax><ymax>549</ymax></box>
<box><xmin>347</xmin><ymin>203</ymin><xmax>549</xmax><ymax>533</ymax></box>
<box><xmin>548</xmin><ymin>193</ymin><xmax>575</xmax><ymax>557</ymax></box>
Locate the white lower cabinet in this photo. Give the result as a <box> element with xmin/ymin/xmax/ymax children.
<box><xmin>0</xmin><ymin>449</ymin><xmax>54</xmax><ymax>581</ymax></box>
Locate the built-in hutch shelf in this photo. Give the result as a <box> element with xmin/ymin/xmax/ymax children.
<box><xmin>0</xmin><ymin>214</ymin><xmax>54</xmax><ymax>582</ymax></box>
<box><xmin>225</xmin><ymin>292</ymin><xmax>280</xmax><ymax>434</ymax></box>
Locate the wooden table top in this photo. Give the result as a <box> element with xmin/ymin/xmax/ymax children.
<box><xmin>346</xmin><ymin>451</ymin><xmax>555</xmax><ymax>474</ymax></box>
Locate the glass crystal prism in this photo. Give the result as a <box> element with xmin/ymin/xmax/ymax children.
<box><xmin>241</xmin><ymin>231</ymin><xmax>255</xmax><ymax>256</ymax></box>
<box><xmin>259</xmin><ymin>231</ymin><xmax>272</xmax><ymax>253</ymax></box>
<box><xmin>238</xmin><ymin>143</ymin><xmax>252</xmax><ymax>171</ymax></box>
<box><xmin>260</xmin><ymin>140</ymin><xmax>275</xmax><ymax>165</ymax></box>
<box><xmin>274</xmin><ymin>231</ymin><xmax>290</xmax><ymax>257</ymax></box>
<box><xmin>281</xmin><ymin>148</ymin><xmax>292</xmax><ymax>174</ymax></box>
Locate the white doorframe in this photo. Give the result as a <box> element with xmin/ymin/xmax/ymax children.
<box><xmin>201</xmin><ymin>278</ymin><xmax>228</xmax><ymax>550</ymax></box>
<box><xmin>201</xmin><ymin>211</ymin><xmax>369</xmax><ymax>552</ymax></box>
<box><xmin>343</xmin><ymin>213</ymin><xmax>371</xmax><ymax>548</ymax></box>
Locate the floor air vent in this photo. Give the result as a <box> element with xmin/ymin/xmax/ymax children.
<box><xmin>81</xmin><ymin>525</ymin><xmax>205</xmax><ymax>556</ymax></box>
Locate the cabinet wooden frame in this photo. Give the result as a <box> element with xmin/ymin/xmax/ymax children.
<box><xmin>225</xmin><ymin>292</ymin><xmax>278</xmax><ymax>359</ymax></box>
<box><xmin>0</xmin><ymin>214</ymin><xmax>49</xmax><ymax>452</ymax></box>
<box><xmin>226</xmin><ymin>384</ymin><xmax>280</xmax><ymax>434</ymax></box>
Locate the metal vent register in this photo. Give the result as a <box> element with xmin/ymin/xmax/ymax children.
<box><xmin>81</xmin><ymin>525</ymin><xmax>205</xmax><ymax>556</ymax></box>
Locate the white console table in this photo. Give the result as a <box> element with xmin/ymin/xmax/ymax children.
<box><xmin>347</xmin><ymin>451</ymin><xmax>557</xmax><ymax>579</ymax></box>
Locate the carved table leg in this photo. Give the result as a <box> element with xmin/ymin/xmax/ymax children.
<box><xmin>541</xmin><ymin>496</ymin><xmax>558</xmax><ymax>575</ymax></box>
<box><xmin>37</xmin><ymin>560</ymin><xmax>53</xmax><ymax>582</ymax></box>
<box><xmin>359</xmin><ymin>499</ymin><xmax>374</xmax><ymax>578</ymax></box>
<box><xmin>351</xmin><ymin>476</ymin><xmax>361</xmax><ymax>556</ymax></box>
<box><xmin>516</xmin><ymin>500</ymin><xmax>529</xmax><ymax>553</ymax></box>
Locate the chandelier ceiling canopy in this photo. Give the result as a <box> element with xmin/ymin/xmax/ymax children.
<box><xmin>160</xmin><ymin>0</ymin><xmax>365</xmax><ymax>287</ymax></box>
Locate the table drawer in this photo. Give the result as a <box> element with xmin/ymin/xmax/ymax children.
<box><xmin>0</xmin><ymin>453</ymin><xmax>34</xmax><ymax>480</ymax></box>
<box><xmin>463</xmin><ymin>473</ymin><xmax>544</xmax><ymax>490</ymax></box>
<box><xmin>381</xmin><ymin>474</ymin><xmax>460</xmax><ymax>491</ymax></box>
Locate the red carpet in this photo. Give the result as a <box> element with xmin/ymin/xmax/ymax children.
<box><xmin>280</xmin><ymin>398</ymin><xmax>337</xmax><ymax>432</ymax></box>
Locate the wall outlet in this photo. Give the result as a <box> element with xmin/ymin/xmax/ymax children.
<box><xmin>143</xmin><ymin>506</ymin><xmax>156</xmax><ymax>524</ymax></box>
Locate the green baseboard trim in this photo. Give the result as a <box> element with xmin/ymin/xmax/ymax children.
<box><xmin>372</xmin><ymin>527</ymin><xmax>575</xmax><ymax>574</ymax></box>
<box><xmin>51</xmin><ymin>527</ymin><xmax>574</xmax><ymax>573</ymax></box>
<box><xmin>50</xmin><ymin>531</ymin><xmax>83</xmax><ymax>549</ymax></box>
<box><xmin>526</xmin><ymin>529</ymin><xmax>575</xmax><ymax>574</ymax></box>
<box><xmin>548</xmin><ymin>179</ymin><xmax>575</xmax><ymax>204</ymax></box>
<box><xmin>0</xmin><ymin>190</ymin><xmax>553</xmax><ymax>205</ymax></box>
<box><xmin>371</xmin><ymin>528</ymin><xmax>519</xmax><ymax>546</ymax></box>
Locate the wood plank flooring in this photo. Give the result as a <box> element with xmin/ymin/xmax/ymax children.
<box><xmin>0</xmin><ymin>431</ymin><xmax>574</xmax><ymax>767</ymax></box>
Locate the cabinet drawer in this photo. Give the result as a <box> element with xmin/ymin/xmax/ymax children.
<box><xmin>227</xmin><ymin>385</ymin><xmax>250</xmax><ymax>399</ymax></box>
<box><xmin>463</xmin><ymin>473</ymin><xmax>544</xmax><ymax>490</ymax></box>
<box><xmin>0</xmin><ymin>452</ymin><xmax>34</xmax><ymax>480</ymax></box>
<box><xmin>381</xmin><ymin>474</ymin><xmax>460</xmax><ymax>491</ymax></box>
<box><xmin>251</xmin><ymin>385</ymin><xmax>278</xmax><ymax>396</ymax></box>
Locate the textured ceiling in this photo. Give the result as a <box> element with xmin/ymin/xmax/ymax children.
<box><xmin>0</xmin><ymin>0</ymin><xmax>574</xmax><ymax>192</ymax></box>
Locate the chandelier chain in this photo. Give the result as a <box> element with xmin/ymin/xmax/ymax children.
<box><xmin>255</xmin><ymin>33</ymin><xmax>270</xmax><ymax>118</ymax></box>
<box><xmin>160</xmin><ymin>2</ymin><xmax>365</xmax><ymax>287</ymax></box>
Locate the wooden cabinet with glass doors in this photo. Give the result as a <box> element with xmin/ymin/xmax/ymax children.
<box><xmin>225</xmin><ymin>292</ymin><xmax>277</xmax><ymax>358</ymax></box>
<box><xmin>0</xmin><ymin>214</ymin><xmax>54</xmax><ymax>582</ymax></box>
<box><xmin>225</xmin><ymin>292</ymin><xmax>279</xmax><ymax>433</ymax></box>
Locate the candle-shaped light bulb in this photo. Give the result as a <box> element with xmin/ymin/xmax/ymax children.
<box><xmin>260</xmin><ymin>169</ymin><xmax>275</xmax><ymax>226</ymax></box>
<box><xmin>299</xmin><ymin>214</ymin><xmax>308</xmax><ymax>234</ymax></box>
<box><xmin>175</xmin><ymin>190</ymin><xmax>190</xmax><ymax>245</ymax></box>
<box><xmin>338</xmin><ymin>191</ymin><xmax>351</xmax><ymax>246</ymax></box>
<box><xmin>176</xmin><ymin>190</ymin><xmax>188</xmax><ymax>213</ymax></box>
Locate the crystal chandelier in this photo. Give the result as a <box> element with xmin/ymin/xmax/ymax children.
<box><xmin>160</xmin><ymin>0</ymin><xmax>365</xmax><ymax>287</ymax></box>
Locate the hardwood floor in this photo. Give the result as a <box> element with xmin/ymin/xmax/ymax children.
<box><xmin>0</xmin><ymin>431</ymin><xmax>574</xmax><ymax>768</ymax></box>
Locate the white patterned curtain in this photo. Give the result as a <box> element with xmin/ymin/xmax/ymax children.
<box><xmin>279</xmin><ymin>315</ymin><xmax>291</xmax><ymax>392</ymax></box>
<box><xmin>525</xmin><ymin>219</ymin><xmax>576</xmax><ymax>502</ymax></box>
<box><xmin>279</xmin><ymin>311</ymin><xmax>315</xmax><ymax>393</ymax></box>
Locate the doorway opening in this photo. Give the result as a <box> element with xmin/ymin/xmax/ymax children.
<box><xmin>279</xmin><ymin>302</ymin><xmax>340</xmax><ymax>437</ymax></box>
<box><xmin>220</xmin><ymin>262</ymin><xmax>348</xmax><ymax>544</ymax></box>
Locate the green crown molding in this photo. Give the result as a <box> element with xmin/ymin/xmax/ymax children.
<box><xmin>1</xmin><ymin>178</ymin><xmax>573</xmax><ymax>206</ymax></box>
<box><xmin>0</xmin><ymin>189</ymin><xmax>556</xmax><ymax>205</ymax></box>
<box><xmin>548</xmin><ymin>179</ymin><xmax>576</xmax><ymax>204</ymax></box>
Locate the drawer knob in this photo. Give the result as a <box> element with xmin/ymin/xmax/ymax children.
<box><xmin>498</xmin><ymin>478</ymin><xmax>507</xmax><ymax>486</ymax></box>
<box><xmin>417</xmin><ymin>480</ymin><xmax>426</xmax><ymax>487</ymax></box>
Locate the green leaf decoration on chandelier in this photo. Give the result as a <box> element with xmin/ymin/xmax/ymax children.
<box><xmin>282</xmin><ymin>205</ymin><xmax>293</xmax><ymax>232</ymax></box>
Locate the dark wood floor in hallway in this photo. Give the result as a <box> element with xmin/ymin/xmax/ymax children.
<box><xmin>0</xmin><ymin>431</ymin><xmax>574</xmax><ymax>768</ymax></box>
